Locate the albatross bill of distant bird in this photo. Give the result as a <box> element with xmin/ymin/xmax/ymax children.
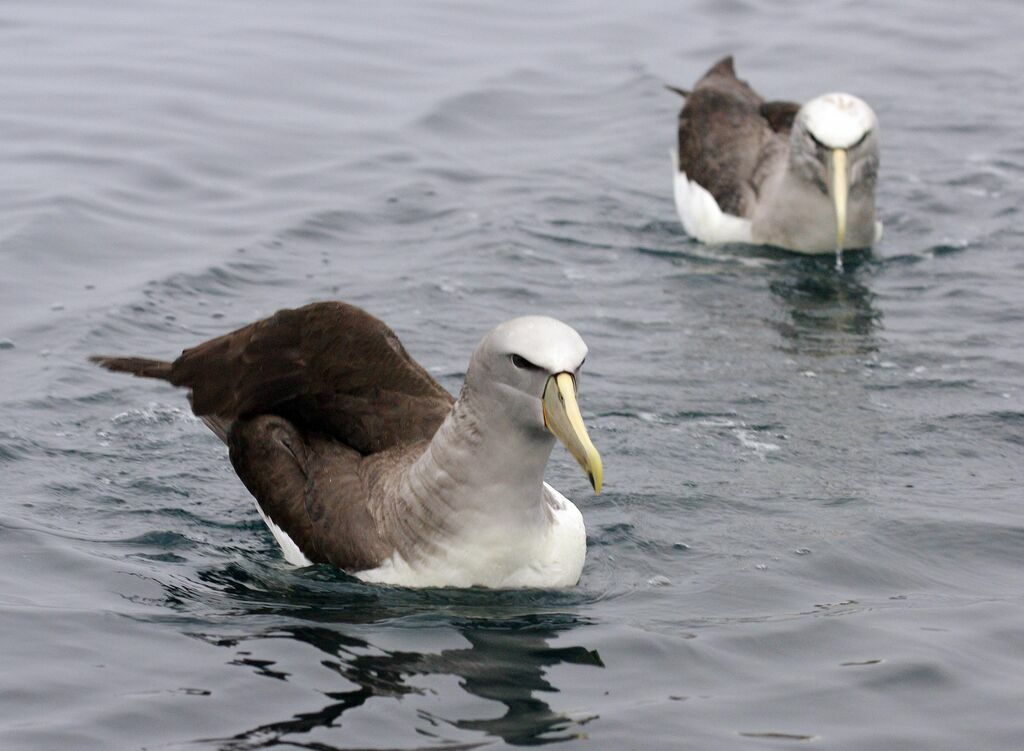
<box><xmin>91</xmin><ymin>302</ymin><xmax>603</xmax><ymax>589</ymax></box>
<box><xmin>668</xmin><ymin>56</ymin><xmax>882</xmax><ymax>264</ymax></box>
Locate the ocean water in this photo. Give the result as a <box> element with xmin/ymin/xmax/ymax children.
<box><xmin>1</xmin><ymin>1</ymin><xmax>1022</xmax><ymax>749</ymax></box>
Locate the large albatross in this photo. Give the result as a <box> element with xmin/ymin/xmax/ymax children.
<box><xmin>668</xmin><ymin>56</ymin><xmax>881</xmax><ymax>268</ymax></box>
<box><xmin>91</xmin><ymin>301</ymin><xmax>603</xmax><ymax>589</ymax></box>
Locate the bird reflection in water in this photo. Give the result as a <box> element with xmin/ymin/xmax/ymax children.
<box><xmin>184</xmin><ymin>570</ymin><xmax>603</xmax><ymax>750</ymax></box>
<box><xmin>767</xmin><ymin>253</ymin><xmax>881</xmax><ymax>356</ymax></box>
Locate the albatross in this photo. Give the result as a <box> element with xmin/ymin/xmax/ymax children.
<box><xmin>668</xmin><ymin>56</ymin><xmax>881</xmax><ymax>268</ymax></box>
<box><xmin>91</xmin><ymin>301</ymin><xmax>602</xmax><ymax>589</ymax></box>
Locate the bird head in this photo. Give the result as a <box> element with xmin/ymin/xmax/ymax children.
<box><xmin>790</xmin><ymin>93</ymin><xmax>880</xmax><ymax>256</ymax></box>
<box><xmin>467</xmin><ymin>316</ymin><xmax>602</xmax><ymax>493</ymax></box>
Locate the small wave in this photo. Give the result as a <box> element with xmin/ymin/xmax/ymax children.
<box><xmin>112</xmin><ymin>403</ymin><xmax>198</xmax><ymax>426</ymax></box>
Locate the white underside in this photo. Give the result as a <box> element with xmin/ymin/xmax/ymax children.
<box><xmin>671</xmin><ymin>150</ymin><xmax>753</xmax><ymax>245</ymax></box>
<box><xmin>254</xmin><ymin>501</ymin><xmax>313</xmax><ymax>567</ymax></box>
<box><xmin>354</xmin><ymin>482</ymin><xmax>586</xmax><ymax>589</ymax></box>
<box><xmin>671</xmin><ymin>151</ymin><xmax>883</xmax><ymax>252</ymax></box>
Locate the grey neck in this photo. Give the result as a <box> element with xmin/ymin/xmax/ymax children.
<box><xmin>388</xmin><ymin>386</ymin><xmax>556</xmax><ymax>556</ymax></box>
<box><xmin>752</xmin><ymin>167</ymin><xmax>834</xmax><ymax>252</ymax></box>
<box><xmin>752</xmin><ymin>153</ymin><xmax>877</xmax><ymax>253</ymax></box>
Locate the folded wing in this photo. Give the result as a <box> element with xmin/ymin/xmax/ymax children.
<box><xmin>672</xmin><ymin>56</ymin><xmax>798</xmax><ymax>218</ymax></box>
<box><xmin>93</xmin><ymin>301</ymin><xmax>455</xmax><ymax>454</ymax></box>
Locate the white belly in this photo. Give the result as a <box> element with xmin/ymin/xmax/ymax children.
<box><xmin>671</xmin><ymin>151</ymin><xmax>753</xmax><ymax>245</ymax></box>
<box><xmin>672</xmin><ymin>151</ymin><xmax>883</xmax><ymax>253</ymax></box>
<box><xmin>354</xmin><ymin>483</ymin><xmax>586</xmax><ymax>589</ymax></box>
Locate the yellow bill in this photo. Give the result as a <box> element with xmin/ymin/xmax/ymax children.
<box><xmin>830</xmin><ymin>148</ymin><xmax>848</xmax><ymax>265</ymax></box>
<box><xmin>542</xmin><ymin>372</ymin><xmax>603</xmax><ymax>493</ymax></box>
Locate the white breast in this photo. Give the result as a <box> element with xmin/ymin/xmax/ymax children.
<box><xmin>354</xmin><ymin>482</ymin><xmax>586</xmax><ymax>589</ymax></box>
<box><xmin>671</xmin><ymin>151</ymin><xmax>753</xmax><ymax>246</ymax></box>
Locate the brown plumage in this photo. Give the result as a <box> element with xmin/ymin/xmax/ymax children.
<box><xmin>91</xmin><ymin>301</ymin><xmax>454</xmax><ymax>569</ymax></box>
<box><xmin>670</xmin><ymin>55</ymin><xmax>800</xmax><ymax>217</ymax></box>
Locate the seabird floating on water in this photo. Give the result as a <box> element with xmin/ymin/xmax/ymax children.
<box><xmin>668</xmin><ymin>56</ymin><xmax>881</xmax><ymax>268</ymax></box>
<box><xmin>91</xmin><ymin>302</ymin><xmax>602</xmax><ymax>589</ymax></box>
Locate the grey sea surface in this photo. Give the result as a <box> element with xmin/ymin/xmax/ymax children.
<box><xmin>1</xmin><ymin>1</ymin><xmax>1022</xmax><ymax>749</ymax></box>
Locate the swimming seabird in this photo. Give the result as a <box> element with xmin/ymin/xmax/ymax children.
<box><xmin>91</xmin><ymin>302</ymin><xmax>602</xmax><ymax>589</ymax></box>
<box><xmin>668</xmin><ymin>56</ymin><xmax>881</xmax><ymax>267</ymax></box>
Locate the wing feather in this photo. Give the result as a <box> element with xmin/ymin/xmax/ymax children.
<box><xmin>166</xmin><ymin>302</ymin><xmax>454</xmax><ymax>454</ymax></box>
<box><xmin>673</xmin><ymin>56</ymin><xmax>788</xmax><ymax>218</ymax></box>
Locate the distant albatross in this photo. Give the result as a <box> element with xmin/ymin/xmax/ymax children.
<box><xmin>668</xmin><ymin>56</ymin><xmax>881</xmax><ymax>268</ymax></box>
<box><xmin>91</xmin><ymin>302</ymin><xmax>603</xmax><ymax>589</ymax></box>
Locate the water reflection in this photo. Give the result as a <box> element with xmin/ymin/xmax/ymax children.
<box><xmin>424</xmin><ymin>624</ymin><xmax>603</xmax><ymax>744</ymax></box>
<box><xmin>767</xmin><ymin>254</ymin><xmax>881</xmax><ymax>356</ymax></box>
<box><xmin>206</xmin><ymin>618</ymin><xmax>601</xmax><ymax>749</ymax></box>
<box><xmin>180</xmin><ymin>566</ymin><xmax>603</xmax><ymax>749</ymax></box>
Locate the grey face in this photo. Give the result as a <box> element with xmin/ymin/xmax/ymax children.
<box><xmin>790</xmin><ymin>119</ymin><xmax>880</xmax><ymax>196</ymax></box>
<box><xmin>788</xmin><ymin>93</ymin><xmax>881</xmax><ymax>257</ymax></box>
<box><xmin>505</xmin><ymin>351</ymin><xmax>582</xmax><ymax>400</ymax></box>
<box><xmin>847</xmin><ymin>134</ymin><xmax>880</xmax><ymax>199</ymax></box>
<box><xmin>469</xmin><ymin>315</ymin><xmax>587</xmax><ymax>413</ymax></box>
<box><xmin>465</xmin><ymin>316</ymin><xmax>602</xmax><ymax>492</ymax></box>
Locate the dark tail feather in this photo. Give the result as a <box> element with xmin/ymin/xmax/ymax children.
<box><xmin>664</xmin><ymin>84</ymin><xmax>690</xmax><ymax>98</ymax></box>
<box><xmin>89</xmin><ymin>355</ymin><xmax>173</xmax><ymax>381</ymax></box>
<box><xmin>91</xmin><ymin>355</ymin><xmax>229</xmax><ymax>443</ymax></box>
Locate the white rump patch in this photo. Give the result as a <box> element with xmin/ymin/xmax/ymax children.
<box><xmin>671</xmin><ymin>151</ymin><xmax>753</xmax><ymax>245</ymax></box>
<box><xmin>253</xmin><ymin>502</ymin><xmax>313</xmax><ymax>567</ymax></box>
<box><xmin>800</xmin><ymin>93</ymin><xmax>877</xmax><ymax>149</ymax></box>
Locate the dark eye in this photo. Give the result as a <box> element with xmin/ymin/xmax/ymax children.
<box><xmin>511</xmin><ymin>354</ymin><xmax>541</xmax><ymax>370</ymax></box>
<box><xmin>807</xmin><ymin>130</ymin><xmax>827</xmax><ymax>149</ymax></box>
<box><xmin>850</xmin><ymin>129</ymin><xmax>871</xmax><ymax>149</ymax></box>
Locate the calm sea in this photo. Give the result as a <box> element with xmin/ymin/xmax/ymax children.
<box><xmin>1</xmin><ymin>1</ymin><xmax>1022</xmax><ymax>749</ymax></box>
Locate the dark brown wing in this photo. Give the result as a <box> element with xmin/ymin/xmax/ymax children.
<box><xmin>673</xmin><ymin>56</ymin><xmax>778</xmax><ymax>217</ymax></box>
<box><xmin>95</xmin><ymin>301</ymin><xmax>454</xmax><ymax>454</ymax></box>
<box><xmin>760</xmin><ymin>100</ymin><xmax>801</xmax><ymax>135</ymax></box>
<box><xmin>228</xmin><ymin>414</ymin><xmax>392</xmax><ymax>569</ymax></box>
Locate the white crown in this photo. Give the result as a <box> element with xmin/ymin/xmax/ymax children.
<box><xmin>799</xmin><ymin>93</ymin><xmax>877</xmax><ymax>149</ymax></box>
